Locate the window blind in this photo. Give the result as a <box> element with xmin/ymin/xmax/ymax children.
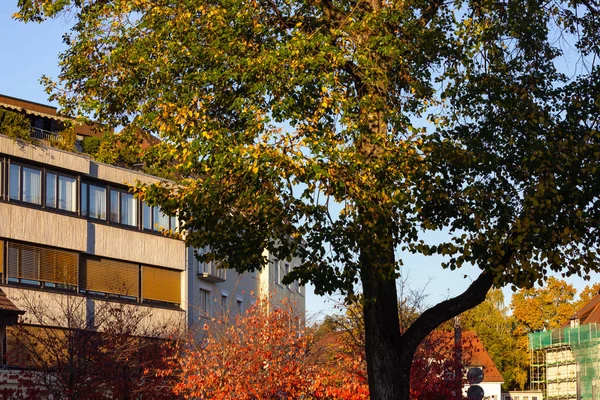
<box><xmin>8</xmin><ymin>242</ymin><xmax>40</xmax><ymax>281</ymax></box>
<box><xmin>142</xmin><ymin>266</ymin><xmax>180</xmax><ymax>304</ymax></box>
<box><xmin>7</xmin><ymin>242</ymin><xmax>77</xmax><ymax>286</ymax></box>
<box><xmin>81</xmin><ymin>256</ymin><xmax>139</xmax><ymax>297</ymax></box>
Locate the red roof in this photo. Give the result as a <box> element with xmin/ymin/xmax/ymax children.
<box><xmin>462</xmin><ymin>331</ymin><xmax>504</xmax><ymax>383</ymax></box>
<box><xmin>428</xmin><ymin>330</ymin><xmax>504</xmax><ymax>383</ymax></box>
<box><xmin>313</xmin><ymin>329</ymin><xmax>504</xmax><ymax>383</ymax></box>
<box><xmin>563</xmin><ymin>292</ymin><xmax>600</xmax><ymax>327</ymax></box>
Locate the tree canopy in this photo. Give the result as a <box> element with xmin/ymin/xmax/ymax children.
<box><xmin>15</xmin><ymin>0</ymin><xmax>600</xmax><ymax>397</ymax></box>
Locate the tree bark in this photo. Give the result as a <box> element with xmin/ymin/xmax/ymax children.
<box><xmin>360</xmin><ymin>229</ymin><xmax>406</xmax><ymax>399</ymax></box>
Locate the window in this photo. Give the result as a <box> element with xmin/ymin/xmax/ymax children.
<box><xmin>277</xmin><ymin>261</ymin><xmax>285</xmax><ymax>285</ymax></box>
<box><xmin>221</xmin><ymin>294</ymin><xmax>228</xmax><ymax>317</ymax></box>
<box><xmin>110</xmin><ymin>189</ymin><xmax>138</xmax><ymax>226</ymax></box>
<box><xmin>236</xmin><ymin>298</ymin><xmax>243</xmax><ymax>314</ymax></box>
<box><xmin>0</xmin><ymin>240</ymin><xmax>3</xmax><ymax>281</ymax></box>
<box><xmin>142</xmin><ymin>266</ymin><xmax>180</xmax><ymax>305</ymax></box>
<box><xmin>9</xmin><ymin>164</ymin><xmax>42</xmax><ymax>205</ymax></box>
<box><xmin>46</xmin><ymin>172</ymin><xmax>77</xmax><ymax>212</ymax></box>
<box><xmin>284</xmin><ymin>263</ymin><xmax>290</xmax><ymax>288</ymax></box>
<box><xmin>7</xmin><ymin>242</ymin><xmax>77</xmax><ymax>289</ymax></box>
<box><xmin>80</xmin><ymin>255</ymin><xmax>139</xmax><ymax>299</ymax></box>
<box><xmin>142</xmin><ymin>202</ymin><xmax>177</xmax><ymax>231</ymax></box>
<box><xmin>83</xmin><ymin>183</ymin><xmax>107</xmax><ymax>220</ymax></box>
<box><xmin>532</xmin><ymin>397</ymin><xmax>538</xmax><ymax>400</ymax></box>
<box><xmin>199</xmin><ymin>289</ymin><xmax>211</xmax><ymax>317</ymax></box>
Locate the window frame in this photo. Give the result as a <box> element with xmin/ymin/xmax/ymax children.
<box><xmin>199</xmin><ymin>288</ymin><xmax>211</xmax><ymax>318</ymax></box>
<box><xmin>45</xmin><ymin>171</ymin><xmax>78</xmax><ymax>213</ymax></box>
<box><xmin>9</xmin><ymin>163</ymin><xmax>43</xmax><ymax>205</ymax></box>
<box><xmin>236</xmin><ymin>296</ymin><xmax>243</xmax><ymax>314</ymax></box>
<box><xmin>6</xmin><ymin>241</ymin><xmax>78</xmax><ymax>292</ymax></box>
<box><xmin>109</xmin><ymin>188</ymin><xmax>138</xmax><ymax>227</ymax></box>
<box><xmin>221</xmin><ymin>292</ymin><xmax>229</xmax><ymax>318</ymax></box>
<box><xmin>142</xmin><ymin>201</ymin><xmax>177</xmax><ymax>232</ymax></box>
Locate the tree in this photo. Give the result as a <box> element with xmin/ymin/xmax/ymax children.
<box><xmin>167</xmin><ymin>298</ymin><xmax>365</xmax><ymax>399</ymax></box>
<box><xmin>511</xmin><ymin>277</ymin><xmax>578</xmax><ymax>336</ymax></box>
<box><xmin>0</xmin><ymin>108</ymin><xmax>31</xmax><ymax>141</ymax></box>
<box><xmin>575</xmin><ymin>282</ymin><xmax>600</xmax><ymax>309</ymax></box>
<box><xmin>315</xmin><ymin>282</ymin><xmax>465</xmax><ymax>400</ymax></box>
<box><xmin>461</xmin><ymin>289</ymin><xmax>529</xmax><ymax>390</ymax></box>
<box><xmin>4</xmin><ymin>291</ymin><xmax>179</xmax><ymax>400</ymax></box>
<box><xmin>15</xmin><ymin>1</ymin><xmax>600</xmax><ymax>398</ymax></box>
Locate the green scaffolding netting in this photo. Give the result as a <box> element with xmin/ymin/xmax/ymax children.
<box><xmin>529</xmin><ymin>324</ymin><xmax>600</xmax><ymax>400</ymax></box>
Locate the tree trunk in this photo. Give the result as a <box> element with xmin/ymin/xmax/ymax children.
<box><xmin>360</xmin><ymin>228</ymin><xmax>496</xmax><ymax>399</ymax></box>
<box><xmin>359</xmin><ymin>223</ymin><xmax>410</xmax><ymax>399</ymax></box>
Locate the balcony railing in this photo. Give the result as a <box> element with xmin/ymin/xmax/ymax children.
<box><xmin>30</xmin><ymin>127</ymin><xmax>61</xmax><ymax>143</ymax></box>
<box><xmin>197</xmin><ymin>260</ymin><xmax>226</xmax><ymax>283</ymax></box>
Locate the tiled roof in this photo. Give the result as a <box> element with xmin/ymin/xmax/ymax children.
<box><xmin>462</xmin><ymin>331</ymin><xmax>504</xmax><ymax>383</ymax></box>
<box><xmin>564</xmin><ymin>291</ymin><xmax>600</xmax><ymax>327</ymax></box>
<box><xmin>0</xmin><ymin>289</ymin><xmax>24</xmax><ymax>314</ymax></box>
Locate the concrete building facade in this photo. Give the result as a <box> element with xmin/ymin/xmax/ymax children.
<box><xmin>0</xmin><ymin>94</ymin><xmax>305</xmax><ymax>369</ymax></box>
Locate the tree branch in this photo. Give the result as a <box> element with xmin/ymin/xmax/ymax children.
<box><xmin>401</xmin><ymin>269</ymin><xmax>494</xmax><ymax>357</ymax></box>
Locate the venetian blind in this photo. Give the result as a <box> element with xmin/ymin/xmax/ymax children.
<box><xmin>81</xmin><ymin>256</ymin><xmax>139</xmax><ymax>297</ymax></box>
<box><xmin>142</xmin><ymin>266</ymin><xmax>181</xmax><ymax>304</ymax></box>
<box><xmin>7</xmin><ymin>242</ymin><xmax>78</xmax><ymax>286</ymax></box>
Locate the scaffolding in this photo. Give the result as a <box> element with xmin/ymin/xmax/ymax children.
<box><xmin>529</xmin><ymin>323</ymin><xmax>600</xmax><ymax>400</ymax></box>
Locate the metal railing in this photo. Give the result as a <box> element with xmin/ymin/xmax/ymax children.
<box><xmin>30</xmin><ymin>126</ymin><xmax>61</xmax><ymax>142</ymax></box>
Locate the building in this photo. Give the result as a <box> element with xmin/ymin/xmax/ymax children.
<box><xmin>462</xmin><ymin>331</ymin><xmax>505</xmax><ymax>400</ymax></box>
<box><xmin>0</xmin><ymin>94</ymin><xmax>305</xmax><ymax>370</ymax></box>
<box><xmin>187</xmin><ymin>246</ymin><xmax>306</xmax><ymax>328</ymax></box>
<box><xmin>529</xmin><ymin>293</ymin><xmax>600</xmax><ymax>400</ymax></box>
<box><xmin>0</xmin><ymin>98</ymin><xmax>188</xmax><ymax>369</ymax></box>
<box><xmin>502</xmin><ymin>390</ymin><xmax>544</xmax><ymax>400</ymax></box>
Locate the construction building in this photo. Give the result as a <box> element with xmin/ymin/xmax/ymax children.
<box><xmin>529</xmin><ymin>294</ymin><xmax>600</xmax><ymax>400</ymax></box>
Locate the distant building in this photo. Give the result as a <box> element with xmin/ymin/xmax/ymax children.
<box><xmin>529</xmin><ymin>292</ymin><xmax>600</xmax><ymax>400</ymax></box>
<box><xmin>460</xmin><ymin>331</ymin><xmax>504</xmax><ymax>400</ymax></box>
<box><xmin>502</xmin><ymin>390</ymin><xmax>544</xmax><ymax>400</ymax></box>
<box><xmin>187</xmin><ymin>246</ymin><xmax>306</xmax><ymax>328</ymax></box>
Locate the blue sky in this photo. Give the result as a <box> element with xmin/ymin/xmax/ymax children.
<box><xmin>2</xmin><ymin>3</ymin><xmax>598</xmax><ymax>320</ymax></box>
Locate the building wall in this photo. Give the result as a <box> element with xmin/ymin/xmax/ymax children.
<box><xmin>0</xmin><ymin>135</ymin><xmax>188</xmax><ymax>358</ymax></box>
<box><xmin>0</xmin><ymin>203</ymin><xmax>184</xmax><ymax>270</ymax></box>
<box><xmin>502</xmin><ymin>390</ymin><xmax>544</xmax><ymax>400</ymax></box>
<box><xmin>0</xmin><ymin>135</ymin><xmax>89</xmax><ymax>174</ymax></box>
<box><xmin>187</xmin><ymin>247</ymin><xmax>306</xmax><ymax>329</ymax></box>
<box><xmin>2</xmin><ymin>286</ymin><xmax>185</xmax><ymax>336</ymax></box>
<box><xmin>258</xmin><ymin>250</ymin><xmax>306</xmax><ymax>319</ymax></box>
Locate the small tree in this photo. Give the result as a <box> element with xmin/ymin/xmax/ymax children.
<box><xmin>167</xmin><ymin>297</ymin><xmax>373</xmax><ymax>399</ymax></box>
<box><xmin>170</xmin><ymin>298</ymin><xmax>320</xmax><ymax>399</ymax></box>
<box><xmin>0</xmin><ymin>108</ymin><xmax>32</xmax><ymax>141</ymax></box>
